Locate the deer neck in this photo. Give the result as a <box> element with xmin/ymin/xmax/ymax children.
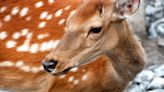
<box><xmin>106</xmin><ymin>21</ymin><xmax>146</xmax><ymax>81</ymax></box>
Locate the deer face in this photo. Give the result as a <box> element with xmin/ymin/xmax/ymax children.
<box><xmin>42</xmin><ymin>0</ymin><xmax>140</xmax><ymax>75</ymax></box>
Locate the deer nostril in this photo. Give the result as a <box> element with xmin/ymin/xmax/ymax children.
<box><xmin>49</xmin><ymin>59</ymin><xmax>58</xmax><ymax>68</ymax></box>
<box><xmin>42</xmin><ymin>59</ymin><xmax>58</xmax><ymax>73</ymax></box>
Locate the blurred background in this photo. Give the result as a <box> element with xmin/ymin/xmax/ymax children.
<box><xmin>126</xmin><ymin>0</ymin><xmax>164</xmax><ymax>92</ymax></box>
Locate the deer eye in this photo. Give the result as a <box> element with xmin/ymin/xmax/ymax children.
<box><xmin>89</xmin><ymin>27</ymin><xmax>102</xmax><ymax>34</ymax></box>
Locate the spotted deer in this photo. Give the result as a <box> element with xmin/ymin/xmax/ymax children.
<box><xmin>0</xmin><ymin>0</ymin><xmax>146</xmax><ymax>92</ymax></box>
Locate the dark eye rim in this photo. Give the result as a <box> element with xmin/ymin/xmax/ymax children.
<box><xmin>89</xmin><ymin>27</ymin><xmax>102</xmax><ymax>34</ymax></box>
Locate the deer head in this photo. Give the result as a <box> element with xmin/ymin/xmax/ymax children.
<box><xmin>42</xmin><ymin>0</ymin><xmax>140</xmax><ymax>75</ymax></box>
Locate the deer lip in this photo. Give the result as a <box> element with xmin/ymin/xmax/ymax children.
<box><xmin>52</xmin><ymin>67</ymin><xmax>73</xmax><ymax>76</ymax></box>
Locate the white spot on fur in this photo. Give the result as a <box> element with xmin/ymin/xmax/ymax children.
<box><xmin>60</xmin><ymin>75</ymin><xmax>66</xmax><ymax>79</ymax></box>
<box><xmin>37</xmin><ymin>33</ymin><xmax>49</xmax><ymax>39</ymax></box>
<box><xmin>21</xmin><ymin>29</ymin><xmax>29</xmax><ymax>36</ymax></box>
<box><xmin>20</xmin><ymin>66</ymin><xmax>30</xmax><ymax>72</ymax></box>
<box><xmin>68</xmin><ymin>76</ymin><xmax>74</xmax><ymax>82</ymax></box>
<box><xmin>46</xmin><ymin>40</ymin><xmax>56</xmax><ymax>50</ymax></box>
<box><xmin>38</xmin><ymin>21</ymin><xmax>46</xmax><ymax>28</ymax></box>
<box><xmin>48</xmin><ymin>0</ymin><xmax>55</xmax><ymax>4</ymax></box>
<box><xmin>58</xmin><ymin>19</ymin><xmax>65</xmax><ymax>25</ymax></box>
<box><xmin>39</xmin><ymin>42</ymin><xmax>49</xmax><ymax>52</ymax></box>
<box><xmin>74</xmin><ymin>80</ymin><xmax>79</xmax><ymax>85</ymax></box>
<box><xmin>20</xmin><ymin>7</ymin><xmax>29</xmax><ymax>17</ymax></box>
<box><xmin>0</xmin><ymin>31</ymin><xmax>7</xmax><ymax>40</ymax></box>
<box><xmin>64</xmin><ymin>5</ymin><xmax>71</xmax><ymax>10</ymax></box>
<box><xmin>16</xmin><ymin>33</ymin><xmax>32</xmax><ymax>52</ymax></box>
<box><xmin>82</xmin><ymin>74</ymin><xmax>88</xmax><ymax>81</ymax></box>
<box><xmin>70</xmin><ymin>67</ymin><xmax>78</xmax><ymax>72</ymax></box>
<box><xmin>55</xmin><ymin>9</ymin><xmax>63</xmax><ymax>17</ymax></box>
<box><xmin>25</xmin><ymin>16</ymin><xmax>31</xmax><ymax>21</ymax></box>
<box><xmin>46</xmin><ymin>14</ymin><xmax>53</xmax><ymax>20</ymax></box>
<box><xmin>4</xmin><ymin>14</ymin><xmax>12</xmax><ymax>22</ymax></box>
<box><xmin>15</xmin><ymin>61</ymin><xmax>24</xmax><ymax>67</ymax></box>
<box><xmin>26</xmin><ymin>32</ymin><xmax>33</xmax><ymax>39</ymax></box>
<box><xmin>31</xmin><ymin>67</ymin><xmax>40</xmax><ymax>73</ymax></box>
<box><xmin>17</xmin><ymin>44</ymin><xmax>30</xmax><ymax>52</ymax></box>
<box><xmin>35</xmin><ymin>1</ymin><xmax>44</xmax><ymax>8</ymax></box>
<box><xmin>0</xmin><ymin>6</ymin><xmax>7</xmax><ymax>13</ymax></box>
<box><xmin>29</xmin><ymin>43</ymin><xmax>39</xmax><ymax>54</ymax></box>
<box><xmin>12</xmin><ymin>32</ymin><xmax>21</xmax><ymax>39</ymax></box>
<box><xmin>69</xmin><ymin>10</ymin><xmax>76</xmax><ymax>16</ymax></box>
<box><xmin>39</xmin><ymin>40</ymin><xmax>55</xmax><ymax>51</ymax></box>
<box><xmin>38</xmin><ymin>66</ymin><xmax>44</xmax><ymax>71</ymax></box>
<box><xmin>52</xmin><ymin>40</ymin><xmax>59</xmax><ymax>49</ymax></box>
<box><xmin>40</xmin><ymin>11</ymin><xmax>48</xmax><ymax>19</ymax></box>
<box><xmin>6</xmin><ymin>40</ymin><xmax>17</xmax><ymax>48</ymax></box>
<box><xmin>0</xmin><ymin>60</ymin><xmax>43</xmax><ymax>73</ymax></box>
<box><xmin>11</xmin><ymin>6</ymin><xmax>19</xmax><ymax>15</ymax></box>
<box><xmin>0</xmin><ymin>61</ymin><xmax>14</xmax><ymax>67</ymax></box>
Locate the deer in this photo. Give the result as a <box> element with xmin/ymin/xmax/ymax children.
<box><xmin>0</xmin><ymin>0</ymin><xmax>146</xmax><ymax>92</ymax></box>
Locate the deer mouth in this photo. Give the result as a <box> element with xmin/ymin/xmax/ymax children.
<box><xmin>51</xmin><ymin>67</ymin><xmax>73</xmax><ymax>76</ymax></box>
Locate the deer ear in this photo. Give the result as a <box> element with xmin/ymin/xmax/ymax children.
<box><xmin>112</xmin><ymin>0</ymin><xmax>140</xmax><ymax>21</ymax></box>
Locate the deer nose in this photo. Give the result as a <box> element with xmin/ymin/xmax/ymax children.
<box><xmin>42</xmin><ymin>59</ymin><xmax>58</xmax><ymax>73</ymax></box>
